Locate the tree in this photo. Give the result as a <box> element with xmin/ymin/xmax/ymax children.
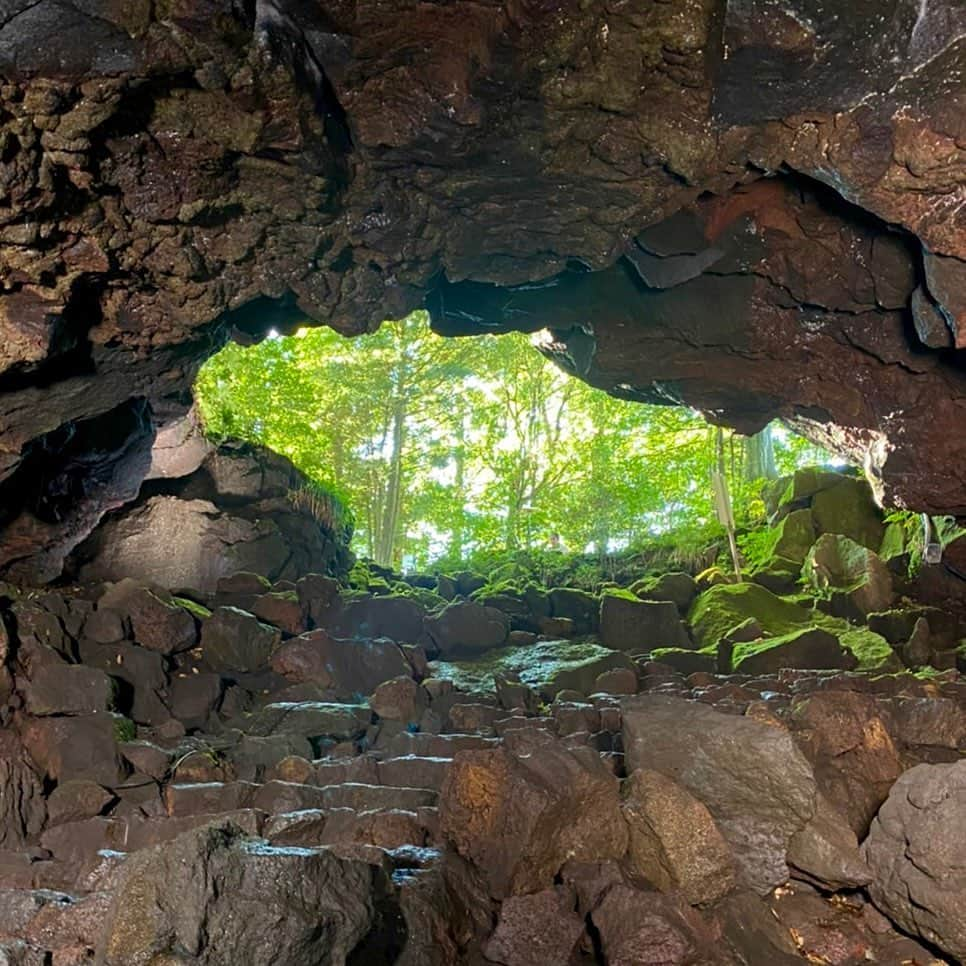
<box><xmin>195</xmin><ymin>313</ymin><xmax>832</xmax><ymax>569</ymax></box>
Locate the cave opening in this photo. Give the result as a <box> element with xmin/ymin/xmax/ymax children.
<box><xmin>1</xmin><ymin>0</ymin><xmax>966</xmax><ymax>958</ymax></box>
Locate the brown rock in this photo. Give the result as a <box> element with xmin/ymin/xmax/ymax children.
<box><xmin>46</xmin><ymin>780</ymin><xmax>115</xmax><ymax>826</ymax></box>
<box><xmin>622</xmin><ymin>768</ymin><xmax>736</xmax><ymax>906</ymax></box>
<box><xmin>370</xmin><ymin>676</ymin><xmax>428</xmax><ymax>723</ymax></box>
<box><xmin>600</xmin><ymin>595</ymin><xmax>691</xmax><ymax>652</ymax></box>
<box><xmin>622</xmin><ymin>695</ymin><xmax>816</xmax><ymax>895</ymax></box>
<box><xmin>590</xmin><ymin>885</ymin><xmax>718</xmax><ymax>966</ymax></box>
<box><xmin>439</xmin><ymin>734</ymin><xmax>627</xmax><ymax>898</ymax></box>
<box><xmin>98</xmin><ymin>579</ymin><xmax>197</xmax><ymax>655</ymax></box>
<box><xmin>22</xmin><ymin>714</ymin><xmax>128</xmax><ymax>787</ymax></box>
<box><xmin>482</xmin><ymin>887</ymin><xmax>584</xmax><ymax>966</ymax></box>
<box><xmin>24</xmin><ymin>663</ymin><xmax>115</xmax><ymax>716</ymax></box>
<box><xmin>0</xmin><ymin>735</ymin><xmax>46</xmax><ymax>847</ymax></box>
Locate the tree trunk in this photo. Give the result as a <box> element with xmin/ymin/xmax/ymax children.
<box><xmin>744</xmin><ymin>424</ymin><xmax>778</xmax><ymax>480</ymax></box>
<box><xmin>448</xmin><ymin>413</ymin><xmax>467</xmax><ymax>561</ymax></box>
<box><xmin>375</xmin><ymin>393</ymin><xmax>407</xmax><ymax>567</ymax></box>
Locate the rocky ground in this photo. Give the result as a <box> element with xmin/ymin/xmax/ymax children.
<box><xmin>0</xmin><ymin>470</ymin><xmax>965</xmax><ymax>965</ymax></box>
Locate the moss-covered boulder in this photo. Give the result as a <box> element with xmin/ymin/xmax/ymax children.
<box><xmin>750</xmin><ymin>555</ymin><xmax>803</xmax><ymax>595</ymax></box>
<box><xmin>432</xmin><ymin>640</ymin><xmax>634</xmax><ymax>699</ymax></box>
<box><xmin>811</xmin><ymin>478</ymin><xmax>884</xmax><ymax>550</ymax></box>
<box><xmin>765</xmin><ymin>508</ymin><xmax>817</xmax><ymax>564</ymax></box>
<box><xmin>731</xmin><ymin>628</ymin><xmax>854</xmax><ymax>675</ymax></box>
<box><xmin>771</xmin><ymin>468</ymin><xmax>849</xmax><ymax>518</ymax></box>
<box><xmin>687</xmin><ymin>581</ymin><xmax>896</xmax><ymax>672</ymax></box>
<box><xmin>630</xmin><ymin>572</ymin><xmax>697</xmax><ymax>613</ymax></box>
<box><xmin>688</xmin><ymin>583</ymin><xmax>813</xmax><ymax>649</ymax></box>
<box><xmin>600</xmin><ymin>591</ymin><xmax>691</xmax><ymax>652</ymax></box>
<box><xmin>803</xmin><ymin>534</ymin><xmax>892</xmax><ymax>618</ymax></box>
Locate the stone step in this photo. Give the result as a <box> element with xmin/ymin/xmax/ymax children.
<box><xmin>387</xmin><ymin>732</ymin><xmax>501</xmax><ymax>758</ymax></box>
<box><xmin>317</xmin><ymin>782</ymin><xmax>438</xmax><ymax>812</ymax></box>
<box><xmin>264</xmin><ymin>805</ymin><xmax>439</xmax><ymax>850</ymax></box>
<box><xmin>375</xmin><ymin>755</ymin><xmax>452</xmax><ymax>792</ymax></box>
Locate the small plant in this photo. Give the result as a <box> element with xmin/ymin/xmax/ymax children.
<box><xmin>287</xmin><ymin>478</ymin><xmax>354</xmax><ymax>543</ymax></box>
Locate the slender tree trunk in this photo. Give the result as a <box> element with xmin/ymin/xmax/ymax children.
<box><xmin>744</xmin><ymin>424</ymin><xmax>778</xmax><ymax>480</ymax></box>
<box><xmin>449</xmin><ymin>413</ymin><xmax>467</xmax><ymax>561</ymax></box>
<box><xmin>375</xmin><ymin>393</ymin><xmax>407</xmax><ymax>567</ymax></box>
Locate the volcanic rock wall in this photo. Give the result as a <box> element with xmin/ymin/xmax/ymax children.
<box><xmin>0</xmin><ymin>0</ymin><xmax>963</xmax><ymax>578</ymax></box>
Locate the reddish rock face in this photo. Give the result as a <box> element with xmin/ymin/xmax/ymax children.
<box><xmin>0</xmin><ymin>1</ymin><xmax>963</xmax><ymax>576</ymax></box>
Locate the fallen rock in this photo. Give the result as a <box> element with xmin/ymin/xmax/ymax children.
<box><xmin>622</xmin><ymin>695</ymin><xmax>815</xmax><ymax>895</ymax></box>
<box><xmin>21</xmin><ymin>713</ymin><xmax>128</xmax><ymax>787</ymax></box>
<box><xmin>98</xmin><ymin>579</ymin><xmax>197</xmax><ymax>655</ymax></box>
<box><xmin>862</xmin><ymin>759</ymin><xmax>966</xmax><ymax>963</ymax></box>
<box><xmin>631</xmin><ymin>572</ymin><xmax>697</xmax><ymax>612</ymax></box>
<box><xmin>786</xmin><ymin>793</ymin><xmax>871</xmax><ymax>890</ymax></box>
<box><xmin>95</xmin><ymin>821</ymin><xmax>385</xmax><ymax>965</ymax></box>
<box><xmin>332</xmin><ymin>595</ymin><xmax>426</xmax><ymax>643</ymax></box>
<box><xmin>23</xmin><ymin>664</ymin><xmax>115</xmax><ymax>716</ymax></box>
<box><xmin>272</xmin><ymin>630</ymin><xmax>411</xmax><ymax>696</ymax></box>
<box><xmin>599</xmin><ymin>593</ymin><xmax>691</xmax><ymax>652</ymax></box>
<box><xmin>439</xmin><ymin>734</ymin><xmax>627</xmax><ymax>898</ymax></box>
<box><xmin>482</xmin><ymin>887</ymin><xmax>584</xmax><ymax>966</ymax></box>
<box><xmin>803</xmin><ymin>533</ymin><xmax>892</xmax><ymax>618</ymax></box>
<box><xmin>200</xmin><ymin>606</ymin><xmax>280</xmax><ymax>673</ymax></box>
<box><xmin>0</xmin><ymin>735</ymin><xmax>45</xmax><ymax>847</ymax></box>
<box><xmin>622</xmin><ymin>768</ymin><xmax>735</xmax><ymax>906</ymax></box>
<box><xmin>425</xmin><ymin>600</ymin><xmax>508</xmax><ymax>656</ymax></box>
<box><xmin>730</xmin><ymin>627</ymin><xmax>854</xmax><ymax>675</ymax></box>
<box><xmin>789</xmin><ymin>690</ymin><xmax>902</xmax><ymax>835</ymax></box>
<box><xmin>590</xmin><ymin>885</ymin><xmax>718</xmax><ymax>966</ymax></box>
<box><xmin>370</xmin><ymin>676</ymin><xmax>428</xmax><ymax>723</ymax></box>
<box><xmin>46</xmin><ymin>780</ymin><xmax>115</xmax><ymax>826</ymax></box>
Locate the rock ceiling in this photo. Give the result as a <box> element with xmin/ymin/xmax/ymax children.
<box><xmin>0</xmin><ymin>0</ymin><xmax>964</xmax><ymax>579</ymax></box>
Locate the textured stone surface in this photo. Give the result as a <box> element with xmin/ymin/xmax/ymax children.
<box><xmin>439</xmin><ymin>734</ymin><xmax>627</xmax><ymax>898</ymax></box>
<box><xmin>862</xmin><ymin>760</ymin><xmax>966</xmax><ymax>962</ymax></box>
<box><xmin>622</xmin><ymin>694</ymin><xmax>816</xmax><ymax>895</ymax></box>
<box><xmin>622</xmin><ymin>768</ymin><xmax>735</xmax><ymax>906</ymax></box>
<box><xmin>96</xmin><ymin>822</ymin><xmax>382</xmax><ymax>965</ymax></box>
<box><xmin>0</xmin><ymin>1</ymin><xmax>963</xmax><ymax>578</ymax></box>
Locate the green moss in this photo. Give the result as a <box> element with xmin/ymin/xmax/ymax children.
<box><xmin>431</xmin><ymin>639</ymin><xmax>633</xmax><ymax>698</ymax></box>
<box><xmin>777</xmin><ymin>468</ymin><xmax>848</xmax><ymax>509</ymax></box>
<box><xmin>601</xmin><ymin>587</ymin><xmax>640</xmax><ymax>603</ymax></box>
<box><xmin>688</xmin><ymin>580</ymin><xmax>897</xmax><ymax>671</ymax></box>
<box><xmin>688</xmin><ymin>583</ymin><xmax>813</xmax><ymax>647</ymax></box>
<box><xmin>174</xmin><ymin>596</ymin><xmax>212</xmax><ymax>621</ymax></box>
<box><xmin>112</xmin><ymin>715</ymin><xmax>137</xmax><ymax>744</ymax></box>
<box><xmin>811</xmin><ymin>478</ymin><xmax>884</xmax><ymax>550</ymax></box>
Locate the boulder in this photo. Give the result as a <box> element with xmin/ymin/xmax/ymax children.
<box><xmin>439</xmin><ymin>734</ymin><xmax>627</xmax><ymax>898</ymax></box>
<box><xmin>46</xmin><ymin>779</ymin><xmax>115</xmax><ymax>826</ymax></box>
<box><xmin>622</xmin><ymin>695</ymin><xmax>816</xmax><ymax>895</ymax></box>
<box><xmin>0</xmin><ymin>735</ymin><xmax>45</xmax><ymax>847</ymax></box>
<box><xmin>425</xmin><ymin>600</ymin><xmax>508</xmax><ymax>656</ymax></box>
<box><xmin>250</xmin><ymin>591</ymin><xmax>306</xmax><ymax>635</ymax></box>
<box><xmin>167</xmin><ymin>673</ymin><xmax>224</xmax><ymax>731</ymax></box>
<box><xmin>23</xmin><ymin>663</ymin><xmax>115</xmax><ymax>716</ymax></box>
<box><xmin>599</xmin><ymin>593</ymin><xmax>690</xmax><ymax>652</ymax></box>
<box><xmin>590</xmin><ymin>886</ymin><xmax>718</xmax><ymax>966</ymax></box>
<box><xmin>21</xmin><ymin>713</ymin><xmax>128</xmax><ymax>787</ymax></box>
<box><xmin>548</xmin><ymin>588</ymin><xmax>599</xmax><ymax>635</ymax></box>
<box><xmin>97</xmin><ymin>579</ymin><xmax>197</xmax><ymax>655</ymax></box>
<box><xmin>331</xmin><ymin>595</ymin><xmax>426</xmax><ymax>643</ymax></box>
<box><xmin>200</xmin><ymin>607</ymin><xmax>280</xmax><ymax>673</ymax></box>
<box><xmin>767</xmin><ymin>508</ymin><xmax>816</xmax><ymax>564</ymax></box>
<box><xmin>77</xmin><ymin>640</ymin><xmax>169</xmax><ymax>726</ymax></box>
<box><xmin>786</xmin><ymin>793</ymin><xmax>871</xmax><ymax>890</ymax></box>
<box><xmin>803</xmin><ymin>533</ymin><xmax>892</xmax><ymax>617</ymax></box>
<box><xmin>95</xmin><ymin>821</ymin><xmax>385</xmax><ymax>965</ymax></box>
<box><xmin>272</xmin><ymin>630</ymin><xmax>411</xmax><ymax>696</ymax></box>
<box><xmin>622</xmin><ymin>768</ymin><xmax>735</xmax><ymax>906</ymax></box>
<box><xmin>789</xmin><ymin>690</ymin><xmax>903</xmax><ymax>835</ymax></box>
<box><xmin>862</xmin><ymin>760</ymin><xmax>966</xmax><ymax>962</ymax></box>
<box><xmin>370</xmin><ymin>676</ymin><xmax>428</xmax><ymax>723</ymax></box>
<box><xmin>648</xmin><ymin>648</ymin><xmax>716</xmax><ymax>675</ymax></box>
<box><xmin>810</xmin><ymin>477</ymin><xmax>884</xmax><ymax>550</ymax></box>
<box><xmin>482</xmin><ymin>887</ymin><xmax>585</xmax><ymax>966</ymax></box>
<box><xmin>631</xmin><ymin>572</ymin><xmax>697</xmax><ymax>612</ymax></box>
<box><xmin>730</xmin><ymin>627</ymin><xmax>854</xmax><ymax>675</ymax></box>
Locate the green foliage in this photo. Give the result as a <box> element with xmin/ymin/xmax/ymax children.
<box><xmin>195</xmin><ymin>312</ymin><xmax>833</xmax><ymax>571</ymax></box>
